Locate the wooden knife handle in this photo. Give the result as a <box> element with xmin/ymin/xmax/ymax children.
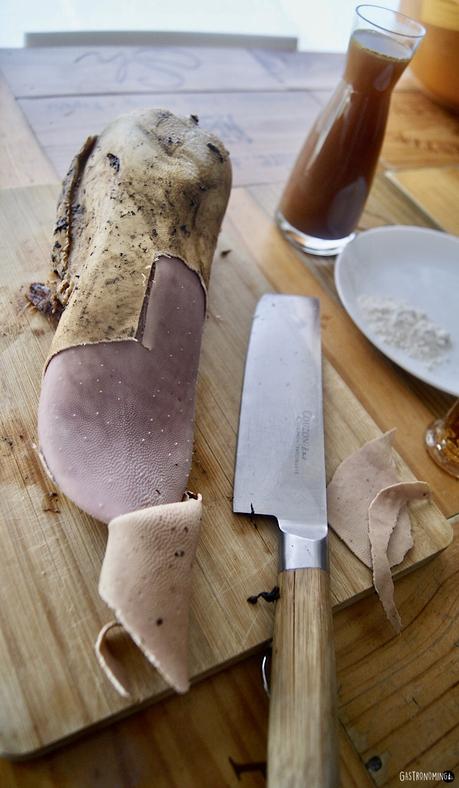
<box><xmin>267</xmin><ymin>568</ymin><xmax>339</xmax><ymax>788</ymax></box>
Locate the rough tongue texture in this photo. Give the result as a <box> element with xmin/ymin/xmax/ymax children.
<box><xmin>369</xmin><ymin>482</ymin><xmax>431</xmax><ymax>632</ymax></box>
<box><xmin>326</xmin><ymin>430</ymin><xmax>412</xmax><ymax>568</ymax></box>
<box><xmin>38</xmin><ymin>258</ymin><xmax>204</xmax><ymax>522</ymax></box>
<box><xmin>98</xmin><ymin>495</ymin><xmax>202</xmax><ymax>695</ymax></box>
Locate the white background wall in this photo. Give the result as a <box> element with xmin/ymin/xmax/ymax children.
<box><xmin>1</xmin><ymin>0</ymin><xmax>401</xmax><ymax>51</ymax></box>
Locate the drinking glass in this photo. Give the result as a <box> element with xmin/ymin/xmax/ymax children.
<box><xmin>425</xmin><ymin>400</ymin><xmax>459</xmax><ymax>479</ymax></box>
<box><xmin>276</xmin><ymin>4</ymin><xmax>425</xmax><ymax>256</ymax></box>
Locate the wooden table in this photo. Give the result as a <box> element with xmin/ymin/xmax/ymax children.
<box><xmin>1</xmin><ymin>45</ymin><xmax>458</xmax><ymax>787</ymax></box>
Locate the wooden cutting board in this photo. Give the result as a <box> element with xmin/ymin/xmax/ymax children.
<box><xmin>0</xmin><ymin>184</ymin><xmax>451</xmax><ymax>758</ymax></box>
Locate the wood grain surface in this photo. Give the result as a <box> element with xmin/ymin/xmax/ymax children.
<box><xmin>387</xmin><ymin>166</ymin><xmax>459</xmax><ymax>236</ymax></box>
<box><xmin>381</xmin><ymin>92</ymin><xmax>459</xmax><ymax>169</ymax></box>
<box><xmin>0</xmin><ymin>651</ymin><xmax>377</xmax><ymax>788</ymax></box>
<box><xmin>15</xmin><ymin>85</ymin><xmax>459</xmax><ymax>187</ymax></box>
<box><xmin>0</xmin><ymin>46</ymin><xmax>430</xmax><ymax>97</ymax></box>
<box><xmin>0</xmin><ymin>183</ymin><xmax>451</xmax><ymax>757</ymax></box>
<box><xmin>0</xmin><ymin>46</ymin><xmax>276</xmax><ymax>96</ymax></box>
<box><xmin>0</xmin><ymin>44</ymin><xmax>458</xmax><ymax>786</ymax></box>
<box><xmin>335</xmin><ymin>526</ymin><xmax>459</xmax><ymax>786</ymax></box>
<box><xmin>0</xmin><ymin>74</ymin><xmax>56</xmax><ymax>189</ymax></box>
<box><xmin>0</xmin><ymin>47</ymin><xmax>345</xmax><ymax>96</ymax></box>
<box><xmin>1</xmin><ymin>527</ymin><xmax>456</xmax><ymax>785</ymax></box>
<box><xmin>16</xmin><ymin>90</ymin><xmax>324</xmax><ymax>187</ymax></box>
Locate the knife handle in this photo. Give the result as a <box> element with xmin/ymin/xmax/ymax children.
<box><xmin>267</xmin><ymin>568</ymin><xmax>339</xmax><ymax>788</ymax></box>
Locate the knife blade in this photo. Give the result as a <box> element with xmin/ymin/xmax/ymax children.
<box><xmin>233</xmin><ymin>294</ymin><xmax>339</xmax><ymax>788</ymax></box>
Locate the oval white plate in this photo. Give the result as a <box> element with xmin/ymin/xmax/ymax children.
<box><xmin>335</xmin><ymin>226</ymin><xmax>459</xmax><ymax>396</ymax></box>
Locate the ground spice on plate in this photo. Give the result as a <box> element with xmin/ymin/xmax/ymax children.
<box><xmin>358</xmin><ymin>294</ymin><xmax>451</xmax><ymax>369</ymax></box>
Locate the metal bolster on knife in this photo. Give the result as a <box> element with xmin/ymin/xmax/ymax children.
<box><xmin>279</xmin><ymin>523</ymin><xmax>329</xmax><ymax>571</ymax></box>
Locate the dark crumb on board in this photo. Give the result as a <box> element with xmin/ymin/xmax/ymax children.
<box><xmin>206</xmin><ymin>142</ymin><xmax>224</xmax><ymax>163</ymax></box>
<box><xmin>174</xmin><ymin>550</ymin><xmax>185</xmax><ymax>558</ymax></box>
<box><xmin>365</xmin><ymin>756</ymin><xmax>383</xmax><ymax>773</ymax></box>
<box><xmin>229</xmin><ymin>757</ymin><xmax>267</xmax><ymax>780</ymax></box>
<box><xmin>107</xmin><ymin>153</ymin><xmax>120</xmax><ymax>173</ymax></box>
<box><xmin>42</xmin><ymin>491</ymin><xmax>61</xmax><ymax>514</ymax></box>
<box><xmin>247</xmin><ymin>586</ymin><xmax>280</xmax><ymax>605</ymax></box>
<box><xmin>26</xmin><ymin>282</ymin><xmax>62</xmax><ymax>319</ymax></box>
<box><xmin>190</xmin><ymin>114</ymin><xmax>199</xmax><ymax>124</ymax></box>
<box><xmin>248</xmin><ymin>502</ymin><xmax>258</xmax><ymax>529</ymax></box>
<box><xmin>1</xmin><ymin>436</ymin><xmax>13</xmax><ymax>449</ymax></box>
<box><xmin>156</xmin><ymin>618</ymin><xmax>163</xmax><ymax>626</ymax></box>
<box><xmin>54</xmin><ymin>217</ymin><xmax>68</xmax><ymax>233</ymax></box>
<box><xmin>220</xmin><ymin>249</ymin><xmax>231</xmax><ymax>257</ymax></box>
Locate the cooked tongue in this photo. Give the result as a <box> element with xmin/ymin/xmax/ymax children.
<box><xmin>38</xmin><ymin>257</ymin><xmax>206</xmax><ymax>694</ymax></box>
<box><xmin>36</xmin><ymin>108</ymin><xmax>232</xmax><ymax>696</ymax></box>
<box><xmin>38</xmin><ymin>257</ymin><xmax>204</xmax><ymax>522</ymax></box>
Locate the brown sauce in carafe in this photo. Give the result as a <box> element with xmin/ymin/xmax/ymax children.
<box><xmin>279</xmin><ymin>30</ymin><xmax>411</xmax><ymax>241</ymax></box>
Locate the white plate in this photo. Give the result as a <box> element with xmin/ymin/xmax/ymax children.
<box><xmin>335</xmin><ymin>226</ymin><xmax>459</xmax><ymax>396</ymax></box>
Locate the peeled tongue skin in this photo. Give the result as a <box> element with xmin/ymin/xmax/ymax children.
<box><xmin>327</xmin><ymin>432</ymin><xmax>432</xmax><ymax>632</ymax></box>
<box><xmin>368</xmin><ymin>481</ymin><xmax>430</xmax><ymax>632</ymax></box>
<box><xmin>326</xmin><ymin>430</ymin><xmax>413</xmax><ymax>569</ymax></box>
<box><xmin>97</xmin><ymin>494</ymin><xmax>203</xmax><ymax>694</ymax></box>
<box><xmin>38</xmin><ymin>257</ymin><xmax>204</xmax><ymax>523</ymax></box>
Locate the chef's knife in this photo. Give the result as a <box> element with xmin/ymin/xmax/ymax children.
<box><xmin>233</xmin><ymin>294</ymin><xmax>339</xmax><ymax>788</ymax></box>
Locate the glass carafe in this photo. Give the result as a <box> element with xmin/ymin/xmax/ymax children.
<box><xmin>277</xmin><ymin>5</ymin><xmax>425</xmax><ymax>256</ymax></box>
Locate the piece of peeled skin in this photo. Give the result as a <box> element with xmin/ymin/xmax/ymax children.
<box><xmin>96</xmin><ymin>493</ymin><xmax>202</xmax><ymax>695</ymax></box>
<box><xmin>326</xmin><ymin>431</ymin><xmax>413</xmax><ymax>569</ymax></box>
<box><xmin>38</xmin><ymin>256</ymin><xmax>204</xmax><ymax>523</ymax></box>
<box><xmin>368</xmin><ymin>481</ymin><xmax>430</xmax><ymax>632</ymax></box>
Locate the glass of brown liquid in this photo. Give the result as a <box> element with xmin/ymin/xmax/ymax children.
<box><xmin>425</xmin><ymin>400</ymin><xmax>459</xmax><ymax>479</ymax></box>
<box><xmin>277</xmin><ymin>5</ymin><xmax>425</xmax><ymax>256</ymax></box>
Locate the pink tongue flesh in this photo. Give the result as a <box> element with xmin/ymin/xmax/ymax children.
<box><xmin>38</xmin><ymin>257</ymin><xmax>205</xmax><ymax>523</ymax></box>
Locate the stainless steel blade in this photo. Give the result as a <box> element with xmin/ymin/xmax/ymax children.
<box><xmin>233</xmin><ymin>294</ymin><xmax>327</xmax><ymax>568</ymax></box>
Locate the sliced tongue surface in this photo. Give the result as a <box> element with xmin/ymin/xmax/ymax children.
<box><xmin>38</xmin><ymin>257</ymin><xmax>204</xmax><ymax>522</ymax></box>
